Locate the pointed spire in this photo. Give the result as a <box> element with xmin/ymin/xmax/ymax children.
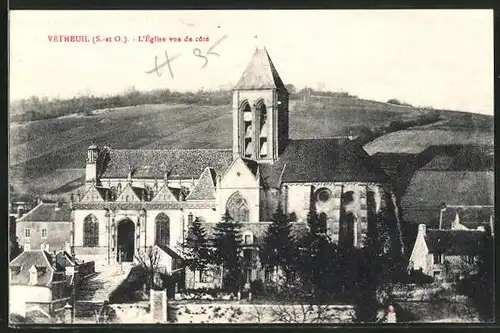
<box><xmin>234</xmin><ymin>47</ymin><xmax>286</xmax><ymax>90</ymax></box>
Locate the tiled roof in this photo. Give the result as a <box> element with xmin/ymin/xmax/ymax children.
<box><xmin>259</xmin><ymin>139</ymin><xmax>390</xmax><ymax>187</ymax></box>
<box><xmin>9</xmin><ymin>250</ymin><xmax>55</xmax><ymax>286</ymax></box>
<box><xmin>99</xmin><ymin>149</ymin><xmax>234</xmax><ymax>179</ymax></box>
<box><xmin>234</xmin><ymin>48</ymin><xmax>287</xmax><ymax>91</ymax></box>
<box><xmin>186</xmin><ymin>168</ymin><xmax>217</xmax><ymax>201</ymax></box>
<box><xmin>441</xmin><ymin>206</ymin><xmax>494</xmax><ymax>230</ymax></box>
<box><xmin>17</xmin><ymin>203</ymin><xmax>72</xmax><ymax>222</ymax></box>
<box><xmin>425</xmin><ymin>229</ymin><xmax>489</xmax><ymax>256</ymax></box>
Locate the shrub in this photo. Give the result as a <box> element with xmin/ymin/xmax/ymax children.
<box><xmin>387</xmin><ymin>99</ymin><xmax>402</xmax><ymax>105</ymax></box>
<box><xmin>250</xmin><ymin>279</ymin><xmax>265</xmax><ymax>296</ymax></box>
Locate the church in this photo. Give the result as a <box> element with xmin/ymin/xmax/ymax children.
<box><xmin>71</xmin><ymin>48</ymin><xmax>398</xmax><ymax>284</ymax></box>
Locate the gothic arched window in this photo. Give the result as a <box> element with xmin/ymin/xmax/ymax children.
<box><xmin>226</xmin><ymin>192</ymin><xmax>250</xmax><ymax>223</ymax></box>
<box><xmin>155</xmin><ymin>213</ymin><xmax>170</xmax><ymax>247</ymax></box>
<box><xmin>83</xmin><ymin>214</ymin><xmax>99</xmax><ymax>247</ymax></box>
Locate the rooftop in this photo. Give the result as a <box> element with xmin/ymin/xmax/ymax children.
<box><xmin>17</xmin><ymin>202</ymin><xmax>72</xmax><ymax>223</ymax></box>
<box><xmin>234</xmin><ymin>48</ymin><xmax>288</xmax><ymax>91</ymax></box>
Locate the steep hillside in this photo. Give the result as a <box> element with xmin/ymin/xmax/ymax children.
<box><xmin>9</xmin><ymin>95</ymin><xmax>493</xmax><ymax>198</ymax></box>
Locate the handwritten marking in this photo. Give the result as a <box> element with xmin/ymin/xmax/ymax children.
<box><xmin>146</xmin><ymin>35</ymin><xmax>228</xmax><ymax>75</ymax></box>
<box><xmin>144</xmin><ymin>50</ymin><xmax>181</xmax><ymax>78</ymax></box>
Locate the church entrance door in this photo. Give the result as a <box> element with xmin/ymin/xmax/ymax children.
<box><xmin>117</xmin><ymin>219</ymin><xmax>135</xmax><ymax>262</ymax></box>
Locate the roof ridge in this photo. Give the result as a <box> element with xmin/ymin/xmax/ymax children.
<box><xmin>17</xmin><ymin>202</ymin><xmax>44</xmax><ymax>222</ymax></box>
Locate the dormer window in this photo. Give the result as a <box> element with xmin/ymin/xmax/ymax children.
<box><xmin>29</xmin><ymin>266</ymin><xmax>38</xmax><ymax>285</ymax></box>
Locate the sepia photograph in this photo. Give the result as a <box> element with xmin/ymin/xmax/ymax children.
<box><xmin>8</xmin><ymin>9</ymin><xmax>494</xmax><ymax>325</ymax></box>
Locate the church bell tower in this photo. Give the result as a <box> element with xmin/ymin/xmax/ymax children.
<box><xmin>232</xmin><ymin>48</ymin><xmax>289</xmax><ymax>164</ymax></box>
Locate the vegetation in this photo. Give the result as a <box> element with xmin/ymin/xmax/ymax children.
<box><xmin>10</xmin><ymin>88</ymin><xmax>233</xmax><ymax>123</ymax></box>
<box><xmin>182</xmin><ymin>217</ymin><xmax>212</xmax><ymax>271</ymax></box>
<box><xmin>456</xmin><ymin>234</ymin><xmax>494</xmax><ymax>322</ymax></box>
<box><xmin>260</xmin><ymin>205</ymin><xmax>295</xmax><ymax>281</ymax></box>
<box><xmin>212</xmin><ymin>211</ymin><xmax>244</xmax><ymax>293</ymax></box>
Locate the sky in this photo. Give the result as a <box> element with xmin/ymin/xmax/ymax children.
<box><xmin>9</xmin><ymin>10</ymin><xmax>494</xmax><ymax>115</ymax></box>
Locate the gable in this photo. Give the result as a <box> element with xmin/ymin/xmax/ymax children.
<box><xmin>185</xmin><ymin>168</ymin><xmax>216</xmax><ymax>201</ymax></box>
<box><xmin>221</xmin><ymin>157</ymin><xmax>259</xmax><ymax>188</ymax></box>
<box><xmin>152</xmin><ymin>185</ymin><xmax>179</xmax><ymax>202</ymax></box>
<box><xmin>116</xmin><ymin>184</ymin><xmax>141</xmax><ymax>202</ymax></box>
<box><xmin>82</xmin><ymin>185</ymin><xmax>104</xmax><ymax>202</ymax></box>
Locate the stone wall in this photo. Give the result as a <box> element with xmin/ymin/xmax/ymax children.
<box><xmin>169</xmin><ymin>302</ymin><xmax>356</xmax><ymax>323</ymax></box>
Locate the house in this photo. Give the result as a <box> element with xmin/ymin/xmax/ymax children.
<box><xmin>408</xmin><ymin>224</ymin><xmax>490</xmax><ymax>281</ymax></box>
<box><xmin>16</xmin><ymin>201</ymin><xmax>72</xmax><ymax>253</ymax></box>
<box><xmin>9</xmin><ymin>250</ymin><xmax>69</xmax><ymax>322</ymax></box>
<box><xmin>438</xmin><ymin>205</ymin><xmax>494</xmax><ymax>233</ymax></box>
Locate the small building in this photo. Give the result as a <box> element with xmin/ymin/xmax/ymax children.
<box><xmin>16</xmin><ymin>201</ymin><xmax>72</xmax><ymax>253</ymax></box>
<box><xmin>408</xmin><ymin>224</ymin><xmax>490</xmax><ymax>281</ymax></box>
<box><xmin>9</xmin><ymin>250</ymin><xmax>69</xmax><ymax>321</ymax></box>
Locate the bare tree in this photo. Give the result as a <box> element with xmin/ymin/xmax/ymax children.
<box><xmin>135</xmin><ymin>246</ymin><xmax>163</xmax><ymax>290</ymax></box>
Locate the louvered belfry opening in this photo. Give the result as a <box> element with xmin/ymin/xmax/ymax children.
<box><xmin>241</xmin><ymin>101</ymin><xmax>253</xmax><ymax>158</ymax></box>
<box><xmin>257</xmin><ymin>99</ymin><xmax>268</xmax><ymax>158</ymax></box>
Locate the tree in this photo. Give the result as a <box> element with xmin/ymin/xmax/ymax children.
<box><xmin>260</xmin><ymin>205</ymin><xmax>295</xmax><ymax>282</ymax></box>
<box><xmin>213</xmin><ymin>210</ymin><xmax>243</xmax><ymax>292</ymax></box>
<box><xmin>135</xmin><ymin>246</ymin><xmax>163</xmax><ymax>290</ymax></box>
<box><xmin>285</xmin><ymin>84</ymin><xmax>297</xmax><ymax>95</ymax></box>
<box><xmin>457</xmin><ymin>234</ymin><xmax>494</xmax><ymax>322</ymax></box>
<box><xmin>183</xmin><ymin>217</ymin><xmax>212</xmax><ymax>271</ymax></box>
<box><xmin>9</xmin><ymin>236</ymin><xmax>23</xmax><ymax>261</ymax></box>
<box><xmin>352</xmin><ymin>202</ymin><xmax>401</xmax><ymax>323</ymax></box>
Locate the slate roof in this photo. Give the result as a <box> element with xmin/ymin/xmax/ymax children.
<box><xmin>99</xmin><ymin>149</ymin><xmax>234</xmax><ymax>179</ymax></box>
<box><xmin>259</xmin><ymin>139</ymin><xmax>390</xmax><ymax>187</ymax></box>
<box><xmin>440</xmin><ymin>206</ymin><xmax>494</xmax><ymax>230</ymax></box>
<box><xmin>185</xmin><ymin>168</ymin><xmax>217</xmax><ymax>201</ymax></box>
<box><xmin>234</xmin><ymin>48</ymin><xmax>288</xmax><ymax>91</ymax></box>
<box><xmin>9</xmin><ymin>250</ymin><xmax>56</xmax><ymax>286</ymax></box>
<box><xmin>18</xmin><ymin>203</ymin><xmax>72</xmax><ymax>222</ymax></box>
<box><xmin>425</xmin><ymin>229</ymin><xmax>489</xmax><ymax>256</ymax></box>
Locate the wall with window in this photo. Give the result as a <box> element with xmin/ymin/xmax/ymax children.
<box><xmin>16</xmin><ymin>221</ymin><xmax>71</xmax><ymax>253</ymax></box>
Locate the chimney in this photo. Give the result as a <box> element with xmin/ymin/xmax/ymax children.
<box><xmin>65</xmin><ymin>241</ymin><xmax>71</xmax><ymax>254</ymax></box>
<box><xmin>418</xmin><ymin>224</ymin><xmax>427</xmax><ymax>236</ymax></box>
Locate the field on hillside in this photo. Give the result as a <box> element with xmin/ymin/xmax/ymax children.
<box><xmin>9</xmin><ymin>96</ymin><xmax>494</xmax><ymax>197</ymax></box>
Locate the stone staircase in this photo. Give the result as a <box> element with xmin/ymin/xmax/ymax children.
<box><xmin>75</xmin><ymin>262</ymin><xmax>134</xmax><ymax>319</ymax></box>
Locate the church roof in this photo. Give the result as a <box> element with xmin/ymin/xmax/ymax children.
<box><xmin>99</xmin><ymin>149</ymin><xmax>234</xmax><ymax>179</ymax></box>
<box><xmin>259</xmin><ymin>138</ymin><xmax>390</xmax><ymax>187</ymax></box>
<box><xmin>185</xmin><ymin>168</ymin><xmax>217</xmax><ymax>201</ymax></box>
<box><xmin>234</xmin><ymin>48</ymin><xmax>288</xmax><ymax>91</ymax></box>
